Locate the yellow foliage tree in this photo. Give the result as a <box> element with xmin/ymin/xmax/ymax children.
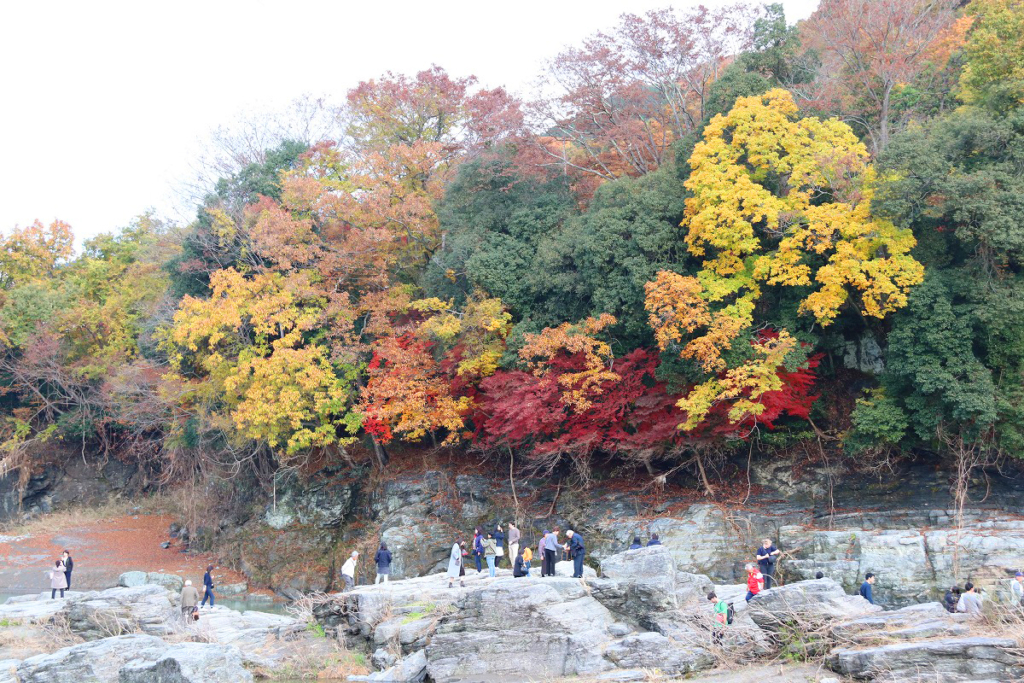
<box><xmin>645</xmin><ymin>89</ymin><xmax>924</xmax><ymax>428</ymax></box>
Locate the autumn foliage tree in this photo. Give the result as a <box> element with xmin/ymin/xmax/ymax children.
<box><xmin>645</xmin><ymin>89</ymin><xmax>923</xmax><ymax>428</ymax></box>
<box><xmin>797</xmin><ymin>0</ymin><xmax>967</xmax><ymax>153</ymax></box>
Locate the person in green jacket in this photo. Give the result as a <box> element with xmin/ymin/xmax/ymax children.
<box><xmin>483</xmin><ymin>533</ymin><xmax>498</xmax><ymax>578</ymax></box>
<box><xmin>707</xmin><ymin>591</ymin><xmax>728</xmax><ymax>644</ymax></box>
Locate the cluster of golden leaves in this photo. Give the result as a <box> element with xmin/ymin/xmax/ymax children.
<box><xmin>519</xmin><ymin>313</ymin><xmax>620</xmax><ymax>411</ymax></box>
<box><xmin>646</xmin><ymin>89</ymin><xmax>924</xmax><ymax>429</ymax></box>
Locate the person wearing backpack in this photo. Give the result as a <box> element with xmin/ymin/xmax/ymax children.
<box><xmin>374</xmin><ymin>542</ymin><xmax>392</xmax><ymax>585</ymax></box>
<box><xmin>707</xmin><ymin>591</ymin><xmax>729</xmax><ymax>644</ymax></box>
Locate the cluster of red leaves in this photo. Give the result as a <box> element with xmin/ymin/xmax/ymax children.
<box><xmin>467</xmin><ymin>346</ymin><xmax>820</xmax><ymax>465</ymax></box>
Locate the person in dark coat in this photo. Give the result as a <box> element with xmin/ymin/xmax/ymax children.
<box><xmin>61</xmin><ymin>550</ymin><xmax>74</xmax><ymax>590</ymax></box>
<box><xmin>755</xmin><ymin>538</ymin><xmax>780</xmax><ymax>588</ymax></box>
<box><xmin>494</xmin><ymin>525</ymin><xmax>506</xmax><ymax>568</ymax></box>
<box><xmin>628</xmin><ymin>537</ymin><xmax>642</xmax><ymax>550</ymax></box>
<box><xmin>473</xmin><ymin>528</ymin><xmax>484</xmax><ymax>573</ymax></box>
<box><xmin>859</xmin><ymin>572</ymin><xmax>876</xmax><ymax>604</ymax></box>
<box><xmin>944</xmin><ymin>586</ymin><xmax>960</xmax><ymax>613</ymax></box>
<box><xmin>201</xmin><ymin>565</ymin><xmax>215</xmax><ymax>608</ymax></box>
<box><xmin>566</xmin><ymin>530</ymin><xmax>585</xmax><ymax>578</ymax></box>
<box><xmin>647</xmin><ymin>533</ymin><xmax>662</xmax><ymax>547</ymax></box>
<box><xmin>374</xmin><ymin>542</ymin><xmax>393</xmax><ymax>585</ymax></box>
<box><xmin>512</xmin><ymin>548</ymin><xmax>527</xmax><ymax>577</ymax></box>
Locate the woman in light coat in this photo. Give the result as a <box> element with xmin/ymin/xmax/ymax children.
<box><xmin>49</xmin><ymin>560</ymin><xmax>68</xmax><ymax>599</ymax></box>
<box><xmin>447</xmin><ymin>541</ymin><xmax>465</xmax><ymax>588</ymax></box>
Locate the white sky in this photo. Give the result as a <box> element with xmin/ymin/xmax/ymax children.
<box><xmin>0</xmin><ymin>0</ymin><xmax>819</xmax><ymax>245</ymax></box>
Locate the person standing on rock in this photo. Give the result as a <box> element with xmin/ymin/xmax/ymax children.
<box><xmin>566</xmin><ymin>530</ymin><xmax>585</xmax><ymax>578</ymax></box>
<box><xmin>859</xmin><ymin>572</ymin><xmax>876</xmax><ymax>604</ymax></box>
<box><xmin>508</xmin><ymin>523</ymin><xmax>520</xmax><ymax>568</ymax></box>
<box><xmin>341</xmin><ymin>551</ymin><xmax>358</xmax><ymax>591</ymax></box>
<box><xmin>543</xmin><ymin>528</ymin><xmax>560</xmax><ymax>577</ymax></box>
<box><xmin>522</xmin><ymin>545</ymin><xmax>533</xmax><ymax>576</ymax></box>
<box><xmin>180</xmin><ymin>579</ymin><xmax>200</xmax><ymax>620</ymax></box>
<box><xmin>473</xmin><ymin>528</ymin><xmax>484</xmax><ymax>573</ymax></box>
<box><xmin>48</xmin><ymin>559</ymin><xmax>68</xmax><ymax>599</ymax></box>
<box><xmin>745</xmin><ymin>563</ymin><xmax>764</xmax><ymax>602</ymax></box>
<box><xmin>1011</xmin><ymin>572</ymin><xmax>1024</xmax><ymax>606</ymax></box>
<box><xmin>957</xmin><ymin>582</ymin><xmax>984</xmax><ymax>614</ymax></box>
<box><xmin>755</xmin><ymin>538</ymin><xmax>780</xmax><ymax>589</ymax></box>
<box><xmin>538</xmin><ymin>531</ymin><xmax>549</xmax><ymax>576</ymax></box>
<box><xmin>374</xmin><ymin>542</ymin><xmax>392</xmax><ymax>585</ymax></box>
<box><xmin>61</xmin><ymin>550</ymin><xmax>73</xmax><ymax>591</ymax></box>
<box><xmin>494</xmin><ymin>525</ymin><xmax>505</xmax><ymax>568</ymax></box>
<box><xmin>483</xmin><ymin>533</ymin><xmax>498</xmax><ymax>578</ymax></box>
<box><xmin>447</xmin><ymin>541</ymin><xmax>465</xmax><ymax>588</ymax></box>
<box><xmin>647</xmin><ymin>533</ymin><xmax>662</xmax><ymax>547</ymax></box>
<box><xmin>201</xmin><ymin>564</ymin><xmax>216</xmax><ymax>607</ymax></box>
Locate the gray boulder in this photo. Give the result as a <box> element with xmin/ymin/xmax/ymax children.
<box><xmin>353</xmin><ymin>649</ymin><xmax>428</xmax><ymax>683</ymax></box>
<box><xmin>747</xmin><ymin>578</ymin><xmax>879</xmax><ymax>632</ymax></box>
<box><xmin>603</xmin><ymin>632</ymin><xmax>713</xmax><ymax>674</ymax></box>
<box><xmin>827</xmin><ymin>637</ymin><xmax>1024</xmax><ymax>681</ymax></box>
<box><xmin>117</xmin><ymin>571</ymin><xmax>147</xmax><ymax>588</ymax></box>
<box><xmin>832</xmin><ymin>602</ymin><xmax>971</xmax><ymax>643</ymax></box>
<box><xmin>143</xmin><ymin>572</ymin><xmax>184</xmax><ymax>592</ymax></box>
<box><xmin>62</xmin><ymin>585</ymin><xmax>177</xmax><ymax>640</ymax></box>
<box><xmin>119</xmin><ymin>641</ymin><xmax>252</xmax><ymax>682</ymax></box>
<box><xmin>15</xmin><ymin>634</ymin><xmax>165</xmax><ymax>682</ymax></box>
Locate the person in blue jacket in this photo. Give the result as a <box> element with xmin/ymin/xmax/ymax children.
<box><xmin>566</xmin><ymin>530</ymin><xmax>585</xmax><ymax>578</ymax></box>
<box><xmin>473</xmin><ymin>528</ymin><xmax>484</xmax><ymax>573</ymax></box>
<box><xmin>647</xmin><ymin>533</ymin><xmax>662</xmax><ymax>547</ymax></box>
<box><xmin>201</xmin><ymin>565</ymin><xmax>215</xmax><ymax>608</ymax></box>
<box><xmin>628</xmin><ymin>536</ymin><xmax>642</xmax><ymax>550</ymax></box>
<box><xmin>859</xmin><ymin>572</ymin><xmax>876</xmax><ymax>604</ymax></box>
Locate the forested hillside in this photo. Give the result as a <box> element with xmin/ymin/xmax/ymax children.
<box><xmin>2</xmin><ymin>0</ymin><xmax>1023</xmax><ymax>507</ymax></box>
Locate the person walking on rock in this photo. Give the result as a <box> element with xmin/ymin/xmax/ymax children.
<box><xmin>508</xmin><ymin>523</ymin><xmax>521</xmax><ymax>567</ymax></box>
<box><xmin>543</xmin><ymin>528</ymin><xmax>560</xmax><ymax>577</ymax></box>
<box><xmin>566</xmin><ymin>530</ymin><xmax>585</xmax><ymax>578</ymax></box>
<box><xmin>473</xmin><ymin>528</ymin><xmax>484</xmax><ymax>573</ymax></box>
<box><xmin>756</xmin><ymin>538</ymin><xmax>780</xmax><ymax>589</ymax></box>
<box><xmin>374</xmin><ymin>542</ymin><xmax>392</xmax><ymax>585</ymax></box>
<box><xmin>61</xmin><ymin>550</ymin><xmax>73</xmax><ymax>591</ymax></box>
<box><xmin>745</xmin><ymin>563</ymin><xmax>764</xmax><ymax>602</ymax></box>
<box><xmin>49</xmin><ymin>560</ymin><xmax>68</xmax><ymax>599</ymax></box>
<box><xmin>707</xmin><ymin>591</ymin><xmax>728</xmax><ymax>644</ymax></box>
<box><xmin>201</xmin><ymin>564</ymin><xmax>216</xmax><ymax>607</ymax></box>
<box><xmin>522</xmin><ymin>545</ymin><xmax>533</xmax><ymax>577</ymax></box>
<box><xmin>180</xmin><ymin>579</ymin><xmax>200</xmax><ymax>620</ymax></box>
<box><xmin>494</xmin><ymin>525</ymin><xmax>506</xmax><ymax>568</ymax></box>
<box><xmin>859</xmin><ymin>573</ymin><xmax>876</xmax><ymax>604</ymax></box>
<box><xmin>341</xmin><ymin>551</ymin><xmax>358</xmax><ymax>592</ymax></box>
<box><xmin>483</xmin><ymin>533</ymin><xmax>498</xmax><ymax>578</ymax></box>
<box><xmin>647</xmin><ymin>534</ymin><xmax>662</xmax><ymax>547</ymax></box>
<box><xmin>447</xmin><ymin>541</ymin><xmax>465</xmax><ymax>588</ymax></box>
<box><xmin>957</xmin><ymin>582</ymin><xmax>984</xmax><ymax>615</ymax></box>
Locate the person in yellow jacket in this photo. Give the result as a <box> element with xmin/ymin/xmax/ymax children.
<box><xmin>522</xmin><ymin>546</ymin><xmax>533</xmax><ymax>577</ymax></box>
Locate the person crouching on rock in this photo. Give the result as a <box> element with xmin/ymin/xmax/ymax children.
<box><xmin>566</xmin><ymin>530</ymin><xmax>585</xmax><ymax>578</ymax></box>
<box><xmin>447</xmin><ymin>541</ymin><xmax>465</xmax><ymax>588</ymax></box>
<box><xmin>957</xmin><ymin>582</ymin><xmax>984</xmax><ymax>615</ymax></box>
<box><xmin>201</xmin><ymin>564</ymin><xmax>216</xmax><ymax>607</ymax></box>
<box><xmin>944</xmin><ymin>585</ymin><xmax>961</xmax><ymax>613</ymax></box>
<box><xmin>374</xmin><ymin>542</ymin><xmax>392</xmax><ymax>585</ymax></box>
<box><xmin>49</xmin><ymin>559</ymin><xmax>68</xmax><ymax>599</ymax></box>
<box><xmin>483</xmin><ymin>533</ymin><xmax>497</xmax><ymax>578</ymax></box>
<box><xmin>180</xmin><ymin>579</ymin><xmax>200</xmax><ymax>620</ymax></box>
<box><xmin>522</xmin><ymin>545</ymin><xmax>533</xmax><ymax>576</ymax></box>
<box><xmin>341</xmin><ymin>551</ymin><xmax>358</xmax><ymax>591</ymax></box>
<box><xmin>513</xmin><ymin>547</ymin><xmax>528</xmax><ymax>577</ymax></box>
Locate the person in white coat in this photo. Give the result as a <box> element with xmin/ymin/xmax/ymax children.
<box><xmin>49</xmin><ymin>560</ymin><xmax>68</xmax><ymax>599</ymax></box>
<box><xmin>447</xmin><ymin>541</ymin><xmax>465</xmax><ymax>588</ymax></box>
<box><xmin>341</xmin><ymin>551</ymin><xmax>359</xmax><ymax>591</ymax></box>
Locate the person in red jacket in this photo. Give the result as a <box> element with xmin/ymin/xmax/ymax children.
<box><xmin>745</xmin><ymin>562</ymin><xmax>764</xmax><ymax>602</ymax></box>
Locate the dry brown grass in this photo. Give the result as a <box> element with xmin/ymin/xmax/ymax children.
<box><xmin>0</xmin><ymin>493</ymin><xmax>177</xmax><ymax>536</ymax></box>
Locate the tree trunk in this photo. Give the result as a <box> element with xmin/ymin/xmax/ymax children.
<box><xmin>371</xmin><ymin>436</ymin><xmax>389</xmax><ymax>469</ymax></box>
